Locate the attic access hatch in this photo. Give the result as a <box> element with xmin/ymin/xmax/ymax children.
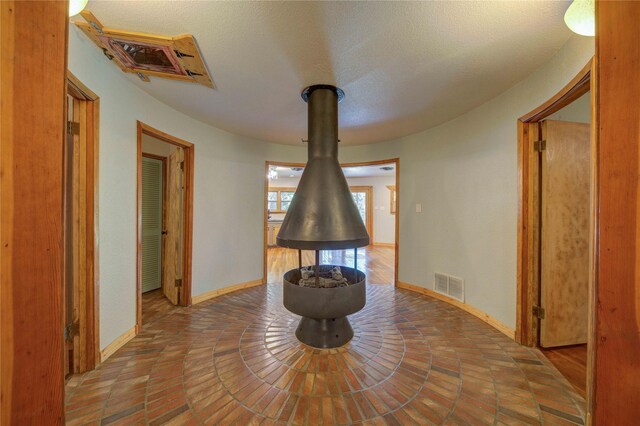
<box><xmin>75</xmin><ymin>11</ymin><xmax>213</xmax><ymax>88</ymax></box>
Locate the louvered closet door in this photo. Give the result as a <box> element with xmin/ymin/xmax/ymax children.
<box><xmin>141</xmin><ymin>156</ymin><xmax>164</xmax><ymax>293</ymax></box>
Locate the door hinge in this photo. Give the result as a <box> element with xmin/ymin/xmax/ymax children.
<box><xmin>534</xmin><ymin>140</ymin><xmax>546</xmax><ymax>152</ymax></box>
<box><xmin>64</xmin><ymin>321</ymin><xmax>80</xmax><ymax>341</ymax></box>
<box><xmin>180</xmin><ymin>161</ymin><xmax>184</xmax><ymax>171</ymax></box>
<box><xmin>533</xmin><ymin>305</ymin><xmax>546</xmax><ymax>319</ymax></box>
<box><xmin>67</xmin><ymin>121</ymin><xmax>80</xmax><ymax>135</ymax></box>
<box><xmin>175</xmin><ymin>278</ymin><xmax>182</xmax><ymax>287</ymax></box>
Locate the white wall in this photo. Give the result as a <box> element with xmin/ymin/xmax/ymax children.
<box><xmin>547</xmin><ymin>91</ymin><xmax>591</xmax><ymax>123</ymax></box>
<box><xmin>70</xmin><ymin>22</ymin><xmax>592</xmax><ymax>349</ymax></box>
<box><xmin>268</xmin><ymin>176</ymin><xmax>396</xmax><ymax>244</ymax></box>
<box><xmin>142</xmin><ymin>133</ymin><xmax>177</xmax><ymax>157</ymax></box>
<box><xmin>68</xmin><ymin>27</ymin><xmax>305</xmax><ymax>349</ymax></box>
<box><xmin>348</xmin><ymin>176</ymin><xmax>396</xmax><ymax>244</ymax></box>
<box><xmin>339</xmin><ymin>35</ymin><xmax>594</xmax><ymax>328</ymax></box>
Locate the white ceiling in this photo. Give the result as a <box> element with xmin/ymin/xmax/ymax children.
<box><xmin>273</xmin><ymin>163</ymin><xmax>396</xmax><ymax>179</ymax></box>
<box><xmin>81</xmin><ymin>1</ymin><xmax>573</xmax><ymax>145</ymax></box>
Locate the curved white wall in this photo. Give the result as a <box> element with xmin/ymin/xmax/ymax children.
<box><xmin>69</xmin><ymin>23</ymin><xmax>592</xmax><ymax>349</ymax></box>
<box><xmin>68</xmin><ymin>27</ymin><xmax>305</xmax><ymax>349</ymax></box>
<box><xmin>340</xmin><ymin>35</ymin><xmax>594</xmax><ymax>328</ymax></box>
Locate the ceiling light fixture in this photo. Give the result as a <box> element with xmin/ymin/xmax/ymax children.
<box><xmin>69</xmin><ymin>0</ymin><xmax>88</xmax><ymax>17</ymax></box>
<box><xmin>564</xmin><ymin>0</ymin><xmax>595</xmax><ymax>36</ymax></box>
<box><xmin>268</xmin><ymin>168</ymin><xmax>278</xmax><ymax>180</ymax></box>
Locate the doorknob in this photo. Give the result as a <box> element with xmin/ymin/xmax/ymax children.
<box><xmin>162</xmin><ymin>230</ymin><xmax>167</xmax><ymax>235</ymax></box>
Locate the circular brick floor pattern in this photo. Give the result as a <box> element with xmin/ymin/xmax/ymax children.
<box><xmin>65</xmin><ymin>284</ymin><xmax>586</xmax><ymax>425</ymax></box>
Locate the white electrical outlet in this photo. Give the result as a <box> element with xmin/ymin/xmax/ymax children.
<box><xmin>415</xmin><ymin>203</ymin><xmax>422</xmax><ymax>213</ymax></box>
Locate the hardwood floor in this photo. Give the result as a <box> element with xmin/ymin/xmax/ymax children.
<box><xmin>66</xmin><ymin>283</ymin><xmax>586</xmax><ymax>425</ymax></box>
<box><xmin>267</xmin><ymin>245</ymin><xmax>395</xmax><ymax>285</ymax></box>
<box><xmin>541</xmin><ymin>344</ymin><xmax>588</xmax><ymax>400</ymax></box>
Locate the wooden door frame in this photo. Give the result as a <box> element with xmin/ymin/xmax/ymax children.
<box><xmin>1</xmin><ymin>1</ymin><xmax>68</xmax><ymax>422</ymax></box>
<box><xmin>264</xmin><ymin>158</ymin><xmax>400</xmax><ymax>285</ymax></box>
<box><xmin>515</xmin><ymin>58</ymin><xmax>595</xmax><ymax>412</ymax></box>
<box><xmin>65</xmin><ymin>72</ymin><xmax>101</xmax><ymax>373</ymax></box>
<box><xmin>516</xmin><ymin>59</ymin><xmax>593</xmax><ymax>345</ymax></box>
<box><xmin>136</xmin><ymin>122</ymin><xmax>194</xmax><ymax>332</ymax></box>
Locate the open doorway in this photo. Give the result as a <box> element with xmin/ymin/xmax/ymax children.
<box><xmin>264</xmin><ymin>159</ymin><xmax>399</xmax><ymax>286</ymax></box>
<box><xmin>537</xmin><ymin>92</ymin><xmax>591</xmax><ymax>400</ymax></box>
<box><xmin>136</xmin><ymin>122</ymin><xmax>194</xmax><ymax>331</ymax></box>
<box><xmin>516</xmin><ymin>60</ymin><xmax>595</xmax><ymax>406</ymax></box>
<box><xmin>64</xmin><ymin>73</ymin><xmax>100</xmax><ymax>376</ymax></box>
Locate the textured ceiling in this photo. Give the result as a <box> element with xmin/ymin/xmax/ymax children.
<box><xmin>81</xmin><ymin>1</ymin><xmax>572</xmax><ymax>145</ymax></box>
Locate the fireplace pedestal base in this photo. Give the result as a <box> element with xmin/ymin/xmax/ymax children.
<box><xmin>283</xmin><ymin>265</ymin><xmax>366</xmax><ymax>349</ymax></box>
<box><xmin>295</xmin><ymin>316</ymin><xmax>354</xmax><ymax>348</ymax></box>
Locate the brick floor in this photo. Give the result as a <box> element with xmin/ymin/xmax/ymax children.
<box><xmin>65</xmin><ymin>284</ymin><xmax>585</xmax><ymax>425</ymax></box>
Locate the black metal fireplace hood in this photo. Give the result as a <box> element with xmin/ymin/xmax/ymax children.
<box><xmin>276</xmin><ymin>85</ymin><xmax>370</xmax><ymax>250</ymax></box>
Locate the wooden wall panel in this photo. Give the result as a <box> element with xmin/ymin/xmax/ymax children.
<box><xmin>593</xmin><ymin>0</ymin><xmax>640</xmax><ymax>423</ymax></box>
<box><xmin>1</xmin><ymin>0</ymin><xmax>68</xmax><ymax>423</ymax></box>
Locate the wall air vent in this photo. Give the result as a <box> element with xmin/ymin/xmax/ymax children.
<box><xmin>448</xmin><ymin>275</ymin><xmax>464</xmax><ymax>302</ymax></box>
<box><xmin>434</xmin><ymin>272</ymin><xmax>465</xmax><ymax>302</ymax></box>
<box><xmin>434</xmin><ymin>273</ymin><xmax>449</xmax><ymax>294</ymax></box>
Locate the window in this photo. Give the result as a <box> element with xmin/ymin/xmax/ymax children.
<box><xmin>351</xmin><ymin>191</ymin><xmax>367</xmax><ymax>224</ymax></box>
<box><xmin>267</xmin><ymin>188</ymin><xmax>297</xmax><ymax>213</ymax></box>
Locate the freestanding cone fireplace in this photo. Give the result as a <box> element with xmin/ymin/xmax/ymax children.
<box><xmin>277</xmin><ymin>85</ymin><xmax>369</xmax><ymax>348</ymax></box>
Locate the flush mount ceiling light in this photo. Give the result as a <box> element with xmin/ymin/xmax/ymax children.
<box><xmin>564</xmin><ymin>0</ymin><xmax>595</xmax><ymax>36</ymax></box>
<box><xmin>268</xmin><ymin>168</ymin><xmax>278</xmax><ymax>180</ymax></box>
<box><xmin>69</xmin><ymin>0</ymin><xmax>88</xmax><ymax>17</ymax></box>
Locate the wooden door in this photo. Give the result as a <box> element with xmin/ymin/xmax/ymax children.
<box><xmin>141</xmin><ymin>156</ymin><xmax>164</xmax><ymax>293</ymax></box>
<box><xmin>163</xmin><ymin>148</ymin><xmax>184</xmax><ymax>305</ymax></box>
<box><xmin>540</xmin><ymin>120</ymin><xmax>590</xmax><ymax>347</ymax></box>
<box><xmin>64</xmin><ymin>94</ymin><xmax>77</xmax><ymax>377</ymax></box>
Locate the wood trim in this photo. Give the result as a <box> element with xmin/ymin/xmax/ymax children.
<box><xmin>263</xmin><ymin>158</ymin><xmax>400</xmax><ymax>285</ymax></box>
<box><xmin>387</xmin><ymin>185</ymin><xmax>396</xmax><ymax>215</ymax></box>
<box><xmin>67</xmin><ymin>71</ymin><xmax>99</xmax><ymax>101</ymax></box>
<box><xmin>397</xmin><ymin>282</ymin><xmax>515</xmax><ymax>339</ymax></box>
<box><xmin>516</xmin><ymin>58</ymin><xmax>599</xmax><ymax>422</ymax></box>
<box><xmin>266</xmin><ymin>187</ymin><xmax>297</xmax><ymax>213</ymax></box>
<box><xmin>586</xmin><ymin>55</ymin><xmax>598</xmax><ymax>424</ymax></box>
<box><xmin>592</xmin><ymin>1</ymin><xmax>640</xmax><ymax>422</ymax></box>
<box><xmin>192</xmin><ymin>279</ymin><xmax>264</xmax><ymax>305</ymax></box>
<box><xmin>373</xmin><ymin>242</ymin><xmax>395</xmax><ymax>248</ymax></box>
<box><xmin>137</xmin><ymin>122</ymin><xmax>195</xmax><ymax>334</ymax></box>
<box><xmin>141</xmin><ymin>152</ymin><xmax>167</xmax><ymax>161</ymax></box>
<box><xmin>518</xmin><ymin>60</ymin><xmax>592</xmax><ymax>123</ymax></box>
<box><xmin>1</xmin><ymin>1</ymin><xmax>69</xmax><ymax>422</ymax></box>
<box><xmin>99</xmin><ymin>326</ymin><xmax>136</xmax><ymax>362</ymax></box>
<box><xmin>516</xmin><ymin>59</ymin><xmax>594</xmax><ymax>347</ymax></box>
<box><xmin>66</xmin><ymin>73</ymin><xmax>101</xmax><ymax>373</ymax></box>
